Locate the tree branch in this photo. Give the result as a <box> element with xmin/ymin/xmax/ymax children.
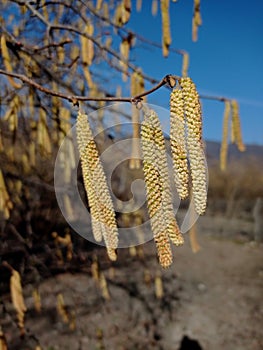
<box><xmin>0</xmin><ymin>69</ymin><xmax>178</xmax><ymax>104</ymax></box>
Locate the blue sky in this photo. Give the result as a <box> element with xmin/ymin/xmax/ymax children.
<box><xmin>126</xmin><ymin>0</ymin><xmax>263</xmax><ymax>145</ymax></box>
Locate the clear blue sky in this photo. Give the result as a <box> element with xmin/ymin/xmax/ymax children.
<box><xmin>126</xmin><ymin>0</ymin><xmax>263</xmax><ymax>145</ymax></box>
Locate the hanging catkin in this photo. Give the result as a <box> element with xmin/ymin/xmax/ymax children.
<box><xmin>0</xmin><ymin>326</ymin><xmax>8</xmax><ymax>350</ymax></box>
<box><xmin>152</xmin><ymin>0</ymin><xmax>158</xmax><ymax>16</ymax></box>
<box><xmin>10</xmin><ymin>269</ymin><xmax>27</xmax><ymax>336</ymax></box>
<box><xmin>0</xmin><ymin>34</ymin><xmax>22</xmax><ymax>89</ymax></box>
<box><xmin>181</xmin><ymin>52</ymin><xmax>189</xmax><ymax>77</ymax></box>
<box><xmin>0</xmin><ymin>169</ymin><xmax>13</xmax><ymax>219</ymax></box>
<box><xmin>231</xmin><ymin>100</ymin><xmax>245</xmax><ymax>152</ymax></box>
<box><xmin>81</xmin><ymin>24</ymin><xmax>94</xmax><ymax>66</ymax></box>
<box><xmin>180</xmin><ymin>77</ymin><xmax>207</xmax><ymax>215</ymax></box>
<box><xmin>76</xmin><ymin>111</ymin><xmax>118</xmax><ymax>260</ymax></box>
<box><xmin>145</xmin><ymin>108</ymin><xmax>184</xmax><ymax>246</ymax></box>
<box><xmin>160</xmin><ymin>0</ymin><xmax>171</xmax><ymax>57</ymax></box>
<box><xmin>188</xmin><ymin>191</ymin><xmax>201</xmax><ymax>253</ymax></box>
<box><xmin>220</xmin><ymin>100</ymin><xmax>231</xmax><ymax>171</ymax></box>
<box><xmin>170</xmin><ymin>87</ymin><xmax>189</xmax><ymax>200</ymax></box>
<box><xmin>136</xmin><ymin>0</ymin><xmax>142</xmax><ymax>12</ymax></box>
<box><xmin>121</xmin><ymin>0</ymin><xmax>131</xmax><ymax>24</ymax></box>
<box><xmin>120</xmin><ymin>38</ymin><xmax>130</xmax><ymax>81</ymax></box>
<box><xmin>192</xmin><ymin>0</ymin><xmax>202</xmax><ymax>42</ymax></box>
<box><xmin>129</xmin><ymin>71</ymin><xmax>144</xmax><ymax>169</ymax></box>
<box><xmin>141</xmin><ymin>110</ymin><xmax>175</xmax><ymax>267</ymax></box>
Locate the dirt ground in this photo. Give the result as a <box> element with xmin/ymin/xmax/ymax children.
<box><xmin>2</xmin><ymin>214</ymin><xmax>263</xmax><ymax>350</ymax></box>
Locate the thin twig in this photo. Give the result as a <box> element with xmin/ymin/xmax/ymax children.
<box><xmin>0</xmin><ymin>69</ymin><xmax>177</xmax><ymax>104</ymax></box>
<box><xmin>199</xmin><ymin>94</ymin><xmax>229</xmax><ymax>102</ymax></box>
<box><xmin>32</xmin><ymin>39</ymin><xmax>72</xmax><ymax>52</ymax></box>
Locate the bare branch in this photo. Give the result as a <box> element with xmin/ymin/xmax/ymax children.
<box><xmin>0</xmin><ymin>69</ymin><xmax>178</xmax><ymax>104</ymax></box>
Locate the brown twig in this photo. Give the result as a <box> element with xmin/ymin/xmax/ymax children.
<box><xmin>32</xmin><ymin>39</ymin><xmax>72</xmax><ymax>52</ymax></box>
<box><xmin>199</xmin><ymin>94</ymin><xmax>229</xmax><ymax>102</ymax></box>
<box><xmin>0</xmin><ymin>69</ymin><xmax>178</xmax><ymax>104</ymax></box>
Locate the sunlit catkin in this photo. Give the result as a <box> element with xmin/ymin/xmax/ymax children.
<box><xmin>192</xmin><ymin>0</ymin><xmax>202</xmax><ymax>42</ymax></box>
<box><xmin>76</xmin><ymin>111</ymin><xmax>118</xmax><ymax>260</ymax></box>
<box><xmin>182</xmin><ymin>52</ymin><xmax>189</xmax><ymax>77</ymax></box>
<box><xmin>188</xmin><ymin>195</ymin><xmax>201</xmax><ymax>253</ymax></box>
<box><xmin>231</xmin><ymin>100</ymin><xmax>246</xmax><ymax>152</ymax></box>
<box><xmin>152</xmin><ymin>0</ymin><xmax>158</xmax><ymax>16</ymax></box>
<box><xmin>220</xmin><ymin>100</ymin><xmax>231</xmax><ymax>171</ymax></box>
<box><xmin>160</xmin><ymin>0</ymin><xmax>171</xmax><ymax>57</ymax></box>
<box><xmin>180</xmin><ymin>77</ymin><xmax>207</xmax><ymax>215</ymax></box>
<box><xmin>146</xmin><ymin>108</ymin><xmax>184</xmax><ymax>246</ymax></box>
<box><xmin>170</xmin><ymin>87</ymin><xmax>189</xmax><ymax>200</ymax></box>
<box><xmin>155</xmin><ymin>274</ymin><xmax>164</xmax><ymax>299</ymax></box>
<box><xmin>120</xmin><ymin>38</ymin><xmax>130</xmax><ymax>81</ymax></box>
<box><xmin>0</xmin><ymin>169</ymin><xmax>13</xmax><ymax>219</ymax></box>
<box><xmin>141</xmin><ymin>109</ymin><xmax>173</xmax><ymax>268</ymax></box>
<box><xmin>10</xmin><ymin>269</ymin><xmax>27</xmax><ymax>336</ymax></box>
<box><xmin>136</xmin><ymin>0</ymin><xmax>142</xmax><ymax>11</ymax></box>
<box><xmin>0</xmin><ymin>34</ymin><xmax>22</xmax><ymax>89</ymax></box>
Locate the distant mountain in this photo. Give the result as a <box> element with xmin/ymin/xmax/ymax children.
<box><xmin>205</xmin><ymin>140</ymin><xmax>263</xmax><ymax>164</ymax></box>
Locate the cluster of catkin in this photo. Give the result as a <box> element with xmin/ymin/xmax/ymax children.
<box><xmin>141</xmin><ymin>108</ymin><xmax>184</xmax><ymax>268</ymax></box>
<box><xmin>141</xmin><ymin>77</ymin><xmax>207</xmax><ymax>267</ymax></box>
<box><xmin>76</xmin><ymin>111</ymin><xmax>118</xmax><ymax>261</ymax></box>
<box><xmin>175</xmin><ymin>77</ymin><xmax>207</xmax><ymax>215</ymax></box>
<box><xmin>220</xmin><ymin>99</ymin><xmax>245</xmax><ymax>171</ymax></box>
<box><xmin>171</xmin><ymin>77</ymin><xmax>207</xmax><ymax>215</ymax></box>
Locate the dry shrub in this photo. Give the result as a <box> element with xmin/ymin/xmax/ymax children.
<box><xmin>208</xmin><ymin>156</ymin><xmax>263</xmax><ymax>217</ymax></box>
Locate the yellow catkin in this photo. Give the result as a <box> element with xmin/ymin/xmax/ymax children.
<box><xmin>99</xmin><ymin>273</ymin><xmax>110</xmax><ymax>300</ymax></box>
<box><xmin>188</xmin><ymin>195</ymin><xmax>201</xmax><ymax>252</ymax></box>
<box><xmin>0</xmin><ymin>326</ymin><xmax>8</xmax><ymax>350</ymax></box>
<box><xmin>121</xmin><ymin>0</ymin><xmax>131</xmax><ymax>24</ymax></box>
<box><xmin>83</xmin><ymin>67</ymin><xmax>93</xmax><ymax>88</ymax></box>
<box><xmin>115</xmin><ymin>3</ymin><xmax>123</xmax><ymax>27</ymax></box>
<box><xmin>129</xmin><ymin>245</ymin><xmax>137</xmax><ymax>257</ymax></box>
<box><xmin>56</xmin><ymin>294</ymin><xmax>69</xmax><ymax>323</ymax></box>
<box><xmin>136</xmin><ymin>0</ymin><xmax>142</xmax><ymax>11</ymax></box>
<box><xmin>76</xmin><ymin>111</ymin><xmax>118</xmax><ymax>260</ymax></box>
<box><xmin>86</xmin><ymin>24</ymin><xmax>94</xmax><ymax>66</ymax></box>
<box><xmin>220</xmin><ymin>100</ymin><xmax>231</xmax><ymax>171</ymax></box>
<box><xmin>96</xmin><ymin>0</ymin><xmax>103</xmax><ymax>10</ymax></box>
<box><xmin>152</xmin><ymin>0</ymin><xmax>158</xmax><ymax>16</ymax></box>
<box><xmin>141</xmin><ymin>110</ymin><xmax>173</xmax><ymax>268</ymax></box>
<box><xmin>160</xmin><ymin>0</ymin><xmax>171</xmax><ymax>57</ymax></box>
<box><xmin>129</xmin><ymin>71</ymin><xmax>145</xmax><ymax>169</ymax></box>
<box><xmin>130</xmin><ymin>106</ymin><xmax>141</xmax><ymax>169</ymax></box>
<box><xmin>91</xmin><ymin>257</ymin><xmax>100</xmax><ymax>282</ymax></box>
<box><xmin>180</xmin><ymin>77</ymin><xmax>207</xmax><ymax>215</ymax></box>
<box><xmin>0</xmin><ymin>34</ymin><xmax>22</xmax><ymax>89</ymax></box>
<box><xmin>192</xmin><ymin>0</ymin><xmax>202</xmax><ymax>42</ymax></box>
<box><xmin>32</xmin><ymin>288</ymin><xmax>41</xmax><ymax>313</ymax></box>
<box><xmin>131</xmin><ymin>70</ymin><xmax>145</xmax><ymax>100</ymax></box>
<box><xmin>182</xmin><ymin>52</ymin><xmax>189</xmax><ymax>77</ymax></box>
<box><xmin>0</xmin><ymin>169</ymin><xmax>13</xmax><ymax>220</ymax></box>
<box><xmin>231</xmin><ymin>100</ymin><xmax>246</xmax><ymax>152</ymax></box>
<box><xmin>103</xmin><ymin>2</ymin><xmax>109</xmax><ymax>20</ymax></box>
<box><xmin>170</xmin><ymin>88</ymin><xmax>189</xmax><ymax>200</ymax></box>
<box><xmin>55</xmin><ymin>230</ymin><xmax>73</xmax><ymax>261</ymax></box>
<box><xmin>3</xmin><ymin>95</ymin><xmax>19</xmax><ymax>133</ymax></box>
<box><xmin>10</xmin><ymin>269</ymin><xmax>27</xmax><ymax>336</ymax></box>
<box><xmin>57</xmin><ymin>46</ymin><xmax>65</xmax><ymax>64</ymax></box>
<box><xmin>0</xmin><ymin>129</ymin><xmax>3</xmax><ymax>152</ymax></box>
<box><xmin>145</xmin><ymin>108</ymin><xmax>184</xmax><ymax>246</ymax></box>
<box><xmin>37</xmin><ymin>109</ymin><xmax>52</xmax><ymax>156</ymax></box>
<box><xmin>189</xmin><ymin>223</ymin><xmax>200</xmax><ymax>253</ymax></box>
<box><xmin>81</xmin><ymin>25</ymin><xmax>94</xmax><ymax>88</ymax></box>
<box><xmin>155</xmin><ymin>274</ymin><xmax>163</xmax><ymax>299</ymax></box>
<box><xmin>120</xmin><ymin>38</ymin><xmax>130</xmax><ymax>82</ymax></box>
<box><xmin>144</xmin><ymin>269</ymin><xmax>152</xmax><ymax>287</ymax></box>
